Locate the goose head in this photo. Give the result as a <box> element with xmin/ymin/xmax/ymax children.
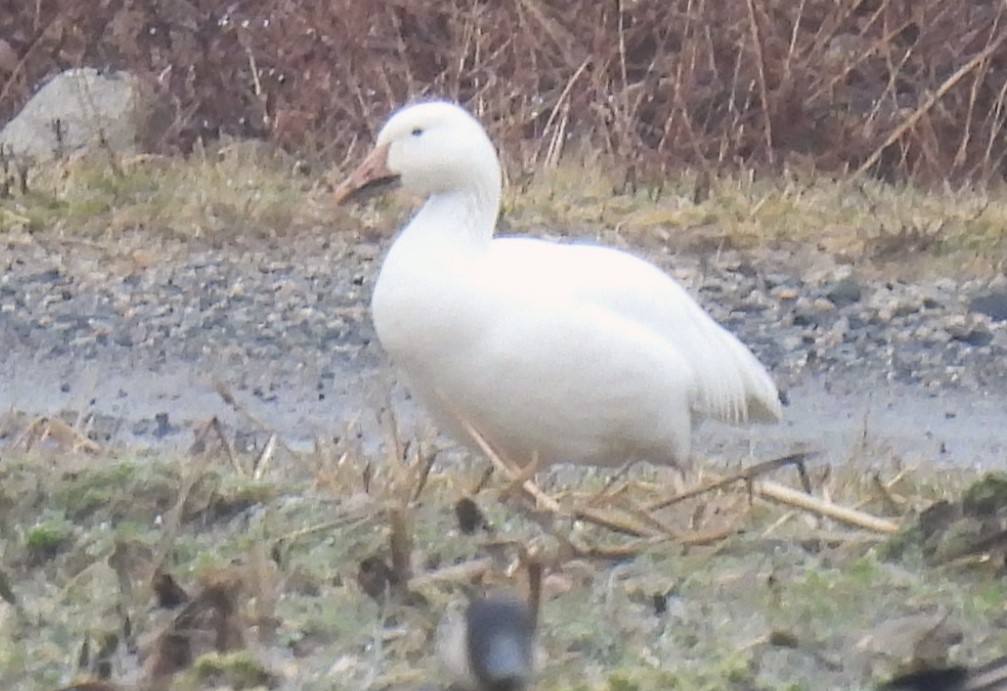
<box><xmin>334</xmin><ymin>101</ymin><xmax>503</xmax><ymax>243</ymax></box>
<box><xmin>334</xmin><ymin>101</ymin><xmax>502</xmax><ymax>204</ymax></box>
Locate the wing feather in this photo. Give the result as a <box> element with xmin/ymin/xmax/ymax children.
<box><xmin>487</xmin><ymin>238</ymin><xmax>782</xmax><ymax>424</ymax></box>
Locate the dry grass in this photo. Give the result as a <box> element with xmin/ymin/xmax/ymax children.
<box><xmin>2</xmin><ymin>404</ymin><xmax>1007</xmax><ymax>689</ymax></box>
<box><xmin>0</xmin><ymin>143</ymin><xmax>334</xmax><ymax>239</ymax></box>
<box><xmin>506</xmin><ymin>160</ymin><xmax>1007</xmax><ymax>267</ymax></box>
<box><xmin>3</xmin><ymin>146</ymin><xmax>1005</xmax><ymax>278</ymax></box>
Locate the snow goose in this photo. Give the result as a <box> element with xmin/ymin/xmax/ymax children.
<box><xmin>334</xmin><ymin>100</ymin><xmax>782</xmax><ymax>469</ymax></box>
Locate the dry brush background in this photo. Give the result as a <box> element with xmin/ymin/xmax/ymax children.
<box><xmin>2</xmin><ymin>0</ymin><xmax>1007</xmax><ymax>183</ymax></box>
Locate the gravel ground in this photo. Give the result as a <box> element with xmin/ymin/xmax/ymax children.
<box><xmin>2</xmin><ymin>226</ymin><xmax>1007</xmax><ymax>466</ymax></box>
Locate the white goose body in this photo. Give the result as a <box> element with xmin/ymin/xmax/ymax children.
<box><xmin>337</xmin><ymin>101</ymin><xmax>782</xmax><ymax>468</ymax></box>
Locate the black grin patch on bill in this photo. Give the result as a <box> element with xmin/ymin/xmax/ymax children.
<box><xmin>342</xmin><ymin>175</ymin><xmax>402</xmax><ymax>204</ymax></box>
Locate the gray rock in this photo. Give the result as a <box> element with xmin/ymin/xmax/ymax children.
<box><xmin>0</xmin><ymin>67</ymin><xmax>140</xmax><ymax>161</ymax></box>
<box><xmin>959</xmin><ymin>329</ymin><xmax>992</xmax><ymax>348</ymax></box>
<box><xmin>825</xmin><ymin>276</ymin><xmax>862</xmax><ymax>307</ymax></box>
<box><xmin>948</xmin><ymin>324</ymin><xmax>994</xmax><ymax>347</ymax></box>
<box><xmin>969</xmin><ymin>291</ymin><xmax>1007</xmax><ymax>322</ymax></box>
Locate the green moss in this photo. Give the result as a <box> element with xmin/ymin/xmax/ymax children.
<box><xmin>606</xmin><ymin>672</ymin><xmax>645</xmax><ymax>690</ymax></box>
<box><xmin>179</xmin><ymin>651</ymin><xmax>274</xmax><ymax>689</ymax></box>
<box><xmin>880</xmin><ymin>524</ymin><xmax>925</xmax><ymax>562</ymax></box>
<box><xmin>603</xmin><ymin>653</ymin><xmax>757</xmax><ymax>690</ymax></box>
<box><xmin>962</xmin><ymin>473</ymin><xmax>1007</xmax><ymax>517</ymax></box>
<box><xmin>183</xmin><ymin>472</ymin><xmax>280</xmax><ymax>526</ymax></box>
<box><xmin>50</xmin><ymin>459</ymin><xmax>178</xmax><ymax>521</ymax></box>
<box><xmin>846</xmin><ymin>555</ymin><xmax>879</xmax><ymax>585</ymax></box>
<box><xmin>964</xmin><ymin>581</ymin><xmax>1007</xmax><ymax>617</ymax></box>
<box><xmin>24</xmin><ymin>512</ymin><xmax>74</xmax><ymax>561</ymax></box>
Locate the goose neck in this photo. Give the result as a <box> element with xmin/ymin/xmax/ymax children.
<box><xmin>410</xmin><ymin>184</ymin><xmax>500</xmax><ymax>250</ymax></box>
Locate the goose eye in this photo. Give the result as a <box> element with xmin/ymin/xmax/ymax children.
<box><xmin>410</xmin><ymin>127</ymin><xmax>424</xmax><ymax>137</ymax></box>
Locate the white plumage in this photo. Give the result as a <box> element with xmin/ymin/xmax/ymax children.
<box><xmin>334</xmin><ymin>100</ymin><xmax>782</xmax><ymax>469</ymax></box>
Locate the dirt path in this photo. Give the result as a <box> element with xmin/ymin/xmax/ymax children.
<box><xmin>3</xmin><ymin>227</ymin><xmax>1007</xmax><ymax>467</ymax></box>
